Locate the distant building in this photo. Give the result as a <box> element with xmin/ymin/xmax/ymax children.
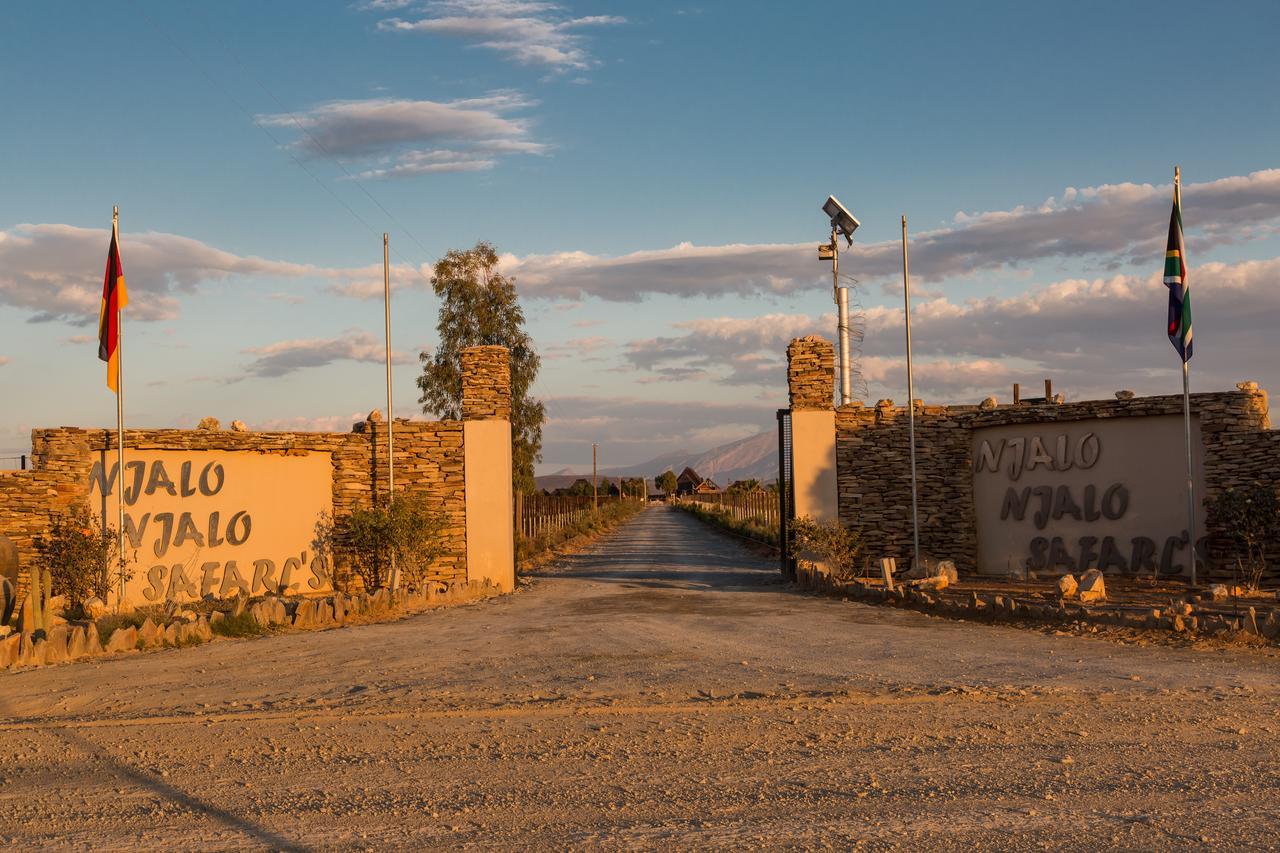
<box><xmin>675</xmin><ymin>467</ymin><xmax>702</xmax><ymax>496</ymax></box>
<box><xmin>694</xmin><ymin>479</ymin><xmax>721</xmax><ymax>495</ymax></box>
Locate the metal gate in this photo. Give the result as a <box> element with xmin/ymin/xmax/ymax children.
<box><xmin>776</xmin><ymin>408</ymin><xmax>796</xmax><ymax>579</ymax></box>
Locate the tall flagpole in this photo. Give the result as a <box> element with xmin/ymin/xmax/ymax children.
<box><xmin>384</xmin><ymin>232</ymin><xmax>398</xmax><ymax>592</ymax></box>
<box><xmin>1176</xmin><ymin>166</ymin><xmax>1198</xmax><ymax>587</ymax></box>
<box><xmin>902</xmin><ymin>215</ymin><xmax>921</xmax><ymax>572</ymax></box>
<box><xmin>113</xmin><ymin>206</ymin><xmax>127</xmax><ymax>604</ymax></box>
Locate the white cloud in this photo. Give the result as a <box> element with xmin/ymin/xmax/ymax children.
<box><xmin>618</xmin><ymin>255</ymin><xmax>1280</xmax><ymax>403</ymax></box>
<box><xmin>0</xmin><ymin>223</ymin><xmax>426</xmax><ymax>323</ymax></box>
<box><xmin>373</xmin><ymin>1</ymin><xmax>625</xmax><ymax>70</ymax></box>
<box><xmin>501</xmin><ymin>169</ymin><xmax>1280</xmax><ymax>301</ymax></box>
<box><xmin>239</xmin><ymin>330</ymin><xmax>413</xmax><ymax>379</ymax></box>
<box><xmin>258</xmin><ymin>93</ymin><xmax>545</xmax><ymax>180</ymax></box>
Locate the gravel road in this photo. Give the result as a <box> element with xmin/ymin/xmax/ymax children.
<box><xmin>2</xmin><ymin>506</ymin><xmax>1279</xmax><ymax>850</ymax></box>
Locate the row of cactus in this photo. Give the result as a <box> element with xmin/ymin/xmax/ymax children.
<box><xmin>0</xmin><ymin>576</ymin><xmax>14</xmax><ymax>626</ymax></box>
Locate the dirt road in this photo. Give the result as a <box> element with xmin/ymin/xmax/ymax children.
<box><xmin>2</xmin><ymin>506</ymin><xmax>1279</xmax><ymax>850</ymax></box>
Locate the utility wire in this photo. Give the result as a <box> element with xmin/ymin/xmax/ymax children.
<box><xmin>130</xmin><ymin>2</ymin><xmax>435</xmax><ymax>278</ymax></box>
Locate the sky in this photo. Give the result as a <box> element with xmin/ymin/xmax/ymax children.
<box><xmin>2</xmin><ymin>0</ymin><xmax>1279</xmax><ymax>474</ymax></box>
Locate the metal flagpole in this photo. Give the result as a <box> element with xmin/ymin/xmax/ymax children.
<box><xmin>1175</xmin><ymin>166</ymin><xmax>1198</xmax><ymax>588</ymax></box>
<box><xmin>383</xmin><ymin>233</ymin><xmax>398</xmax><ymax>592</ymax></box>
<box><xmin>902</xmin><ymin>215</ymin><xmax>921</xmax><ymax>572</ymax></box>
<box><xmin>113</xmin><ymin>206</ymin><xmax>127</xmax><ymax>605</ymax></box>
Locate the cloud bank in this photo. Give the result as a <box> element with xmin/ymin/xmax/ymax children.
<box><xmin>501</xmin><ymin>169</ymin><xmax>1280</xmax><ymax>301</ymax></box>
<box><xmin>240</xmin><ymin>330</ymin><xmax>413</xmax><ymax>379</ymax></box>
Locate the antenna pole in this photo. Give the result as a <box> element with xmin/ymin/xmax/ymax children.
<box><xmin>902</xmin><ymin>215</ymin><xmax>921</xmax><ymax>572</ymax></box>
<box><xmin>383</xmin><ymin>232</ymin><xmax>398</xmax><ymax>592</ymax></box>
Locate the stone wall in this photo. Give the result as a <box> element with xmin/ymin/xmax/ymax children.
<box><xmin>833</xmin><ymin>381</ymin><xmax>1276</xmax><ymax>580</ymax></box>
<box><xmin>461</xmin><ymin>346</ymin><xmax>512</xmax><ymax>421</ymax></box>
<box><xmin>0</xmin><ymin>345</ymin><xmax>513</xmax><ymax>601</ymax></box>
<box><xmin>787</xmin><ymin>337</ymin><xmax>835</xmax><ymax>411</ymax></box>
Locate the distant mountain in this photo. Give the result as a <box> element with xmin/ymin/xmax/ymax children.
<box><xmin>535</xmin><ymin>430</ymin><xmax>778</xmax><ymax>492</ymax></box>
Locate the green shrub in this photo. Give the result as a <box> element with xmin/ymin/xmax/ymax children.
<box><xmin>33</xmin><ymin>504</ymin><xmax>123</xmax><ymax>611</ymax></box>
<box><xmin>791</xmin><ymin>516</ymin><xmax>863</xmax><ymax>579</ymax></box>
<box><xmin>314</xmin><ymin>493</ymin><xmax>447</xmax><ymax>591</ymax></box>
<box><xmin>210</xmin><ymin>611</ymin><xmax>265</xmax><ymax>639</ymax></box>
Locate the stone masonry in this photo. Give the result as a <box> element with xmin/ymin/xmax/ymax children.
<box><xmin>783</xmin><ymin>337</ymin><xmax>1280</xmax><ymax>582</ymax></box>
<box><xmin>787</xmin><ymin>336</ymin><xmax>835</xmax><ymax>411</ymax></box>
<box><xmin>833</xmin><ymin>383</ymin><xmax>1276</xmax><ymax>581</ymax></box>
<box><xmin>0</xmin><ymin>345</ymin><xmax>513</xmax><ymax>599</ymax></box>
<box><xmin>461</xmin><ymin>346</ymin><xmax>512</xmax><ymax>421</ymax></box>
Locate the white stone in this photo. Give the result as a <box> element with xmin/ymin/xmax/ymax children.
<box><xmin>1057</xmin><ymin>574</ymin><xmax>1078</xmax><ymax>598</ymax></box>
<box><xmin>1078</xmin><ymin>569</ymin><xmax>1106</xmax><ymax>604</ymax></box>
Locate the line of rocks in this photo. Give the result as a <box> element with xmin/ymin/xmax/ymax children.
<box><xmin>0</xmin><ymin>579</ymin><xmax>502</xmax><ymax>672</ymax></box>
<box><xmin>794</xmin><ymin>563</ymin><xmax>1280</xmax><ymax>643</ymax></box>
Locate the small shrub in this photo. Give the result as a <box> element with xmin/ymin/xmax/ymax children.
<box><xmin>1207</xmin><ymin>483</ymin><xmax>1279</xmax><ymax>590</ymax></box>
<box><xmin>791</xmin><ymin>516</ymin><xmax>862</xmax><ymax>579</ymax></box>
<box><xmin>33</xmin><ymin>504</ymin><xmax>123</xmax><ymax>611</ymax></box>
<box><xmin>210</xmin><ymin>611</ymin><xmax>265</xmax><ymax>638</ymax></box>
<box><xmin>314</xmin><ymin>493</ymin><xmax>447</xmax><ymax>591</ymax></box>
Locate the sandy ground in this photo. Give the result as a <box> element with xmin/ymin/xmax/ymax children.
<box><xmin>2</xmin><ymin>506</ymin><xmax>1279</xmax><ymax>850</ymax></box>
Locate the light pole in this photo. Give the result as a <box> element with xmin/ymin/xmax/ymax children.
<box><xmin>820</xmin><ymin>196</ymin><xmax>860</xmax><ymax>406</ymax></box>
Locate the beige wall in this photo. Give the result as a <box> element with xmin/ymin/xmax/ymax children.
<box><xmin>791</xmin><ymin>410</ymin><xmax>839</xmax><ymax>524</ymax></box>
<box><xmin>88</xmin><ymin>449</ymin><xmax>334</xmax><ymax>605</ymax></box>
<box><xmin>972</xmin><ymin>414</ymin><xmax>1207</xmax><ymax>577</ymax></box>
<box><xmin>463</xmin><ymin>420</ymin><xmax>515</xmax><ymax>592</ymax></box>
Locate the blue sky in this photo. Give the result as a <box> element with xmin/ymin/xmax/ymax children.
<box><xmin>2</xmin><ymin>0</ymin><xmax>1280</xmax><ymax>472</ymax></box>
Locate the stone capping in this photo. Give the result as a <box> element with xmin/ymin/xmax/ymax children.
<box><xmin>834</xmin><ymin>385</ymin><xmax>1277</xmax><ymax>581</ymax></box>
<box><xmin>461</xmin><ymin>345</ymin><xmax>512</xmax><ymax>421</ymax></box>
<box><xmin>787</xmin><ymin>336</ymin><xmax>835</xmax><ymax>411</ymax></box>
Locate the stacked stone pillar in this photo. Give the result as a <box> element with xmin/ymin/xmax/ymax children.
<box><xmin>460</xmin><ymin>346</ymin><xmax>516</xmax><ymax>592</ymax></box>
<box><xmin>786</xmin><ymin>336</ymin><xmax>840</xmax><ymax>525</ymax></box>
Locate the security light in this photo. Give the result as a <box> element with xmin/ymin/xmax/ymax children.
<box><xmin>823</xmin><ymin>195</ymin><xmax>860</xmax><ymax>247</ymax></box>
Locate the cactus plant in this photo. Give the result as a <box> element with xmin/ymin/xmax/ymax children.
<box><xmin>25</xmin><ymin>568</ymin><xmax>53</xmax><ymax>641</ymax></box>
<box><xmin>0</xmin><ymin>576</ymin><xmax>14</xmax><ymax>626</ymax></box>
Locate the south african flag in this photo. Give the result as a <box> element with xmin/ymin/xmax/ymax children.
<box><xmin>1164</xmin><ymin>176</ymin><xmax>1192</xmax><ymax>361</ymax></box>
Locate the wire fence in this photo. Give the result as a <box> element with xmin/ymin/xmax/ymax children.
<box><xmin>0</xmin><ymin>455</ymin><xmax>28</xmax><ymax>471</ymax></box>
<box><xmin>682</xmin><ymin>490</ymin><xmax>780</xmax><ymax>528</ymax></box>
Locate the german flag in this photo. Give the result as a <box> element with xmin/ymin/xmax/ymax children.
<box><xmin>98</xmin><ymin>225</ymin><xmax>128</xmax><ymax>393</ymax></box>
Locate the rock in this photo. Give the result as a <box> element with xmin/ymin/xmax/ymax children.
<box><xmin>210</xmin><ymin>610</ymin><xmax>226</xmax><ymax>625</ymax></box>
<box><xmin>1261</xmin><ymin>611</ymin><xmax>1280</xmax><ymax>640</ymax></box>
<box><xmin>21</xmin><ymin>637</ymin><xmax>48</xmax><ymax>667</ymax></box>
<box><xmin>1115</xmin><ymin>390</ymin><xmax>1136</xmax><ymax>400</ymax></box>
<box><xmin>292</xmin><ymin>599</ymin><xmax>316</xmax><ymax>629</ymax></box>
<box><xmin>44</xmin><ymin>625</ymin><xmax>69</xmax><ymax>664</ymax></box>
<box><xmin>1057</xmin><ymin>574</ymin><xmax>1079</xmax><ymax>598</ymax></box>
<box><xmin>47</xmin><ymin>595</ymin><xmax>68</xmax><ymax>627</ymax></box>
<box><xmin>231</xmin><ymin>595</ymin><xmax>248</xmax><ymax>618</ymax></box>
<box><xmin>1208</xmin><ymin>584</ymin><xmax>1229</xmax><ymax>601</ymax></box>
<box><xmin>367</xmin><ymin>408</ymin><xmax>384</xmax><ymax>423</ymax></box>
<box><xmin>229</xmin><ymin>419</ymin><xmax>249</xmax><ymax>432</ymax></box>
<box><xmin>83</xmin><ymin>597</ymin><xmax>109</xmax><ymax>619</ymax></box>
<box><xmin>163</xmin><ymin>622</ymin><xmax>180</xmax><ymax>645</ymax></box>
<box><xmin>197</xmin><ymin>416</ymin><xmax>221</xmax><ymax>430</ymax></box>
<box><xmin>1243</xmin><ymin>607</ymin><xmax>1260</xmax><ymax>636</ymax></box>
<box><xmin>979</xmin><ymin>396</ymin><xmax>998</xmax><ymax>409</ymax></box>
<box><xmin>179</xmin><ymin>609</ymin><xmax>198</xmax><ymax>623</ymax></box>
<box><xmin>104</xmin><ymin>626</ymin><xmax>138</xmax><ymax>654</ymax></box>
<box><xmin>67</xmin><ymin>625</ymin><xmax>89</xmax><ymax>659</ymax></box>
<box><xmin>935</xmin><ymin>560</ymin><xmax>959</xmax><ymax>584</ymax></box>
<box><xmin>138</xmin><ymin>617</ymin><xmax>162</xmax><ymax>647</ymax></box>
<box><xmin>916</xmin><ymin>574</ymin><xmax>949</xmax><ymax>592</ymax></box>
<box><xmin>193</xmin><ymin>618</ymin><xmax>212</xmax><ymax>642</ymax></box>
<box><xmin>1078</xmin><ymin>569</ymin><xmax>1106</xmax><ymax>604</ymax></box>
<box><xmin>85</xmin><ymin>623</ymin><xmax>103</xmax><ymax>655</ymax></box>
<box><xmin>0</xmin><ymin>633</ymin><xmax>21</xmax><ymax>668</ymax></box>
<box><xmin>1237</xmin><ymin>380</ymin><xmax>1259</xmax><ymax>392</ymax></box>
